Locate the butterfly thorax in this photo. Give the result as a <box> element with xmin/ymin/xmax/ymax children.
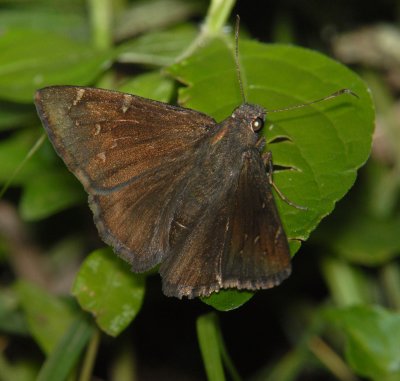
<box><xmin>168</xmin><ymin>104</ymin><xmax>267</xmax><ymax>249</ymax></box>
<box><xmin>210</xmin><ymin>103</ymin><xmax>265</xmax><ymax>149</ymax></box>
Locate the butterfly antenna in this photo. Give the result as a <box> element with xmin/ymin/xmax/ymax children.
<box><xmin>268</xmin><ymin>88</ymin><xmax>359</xmax><ymax>113</ymax></box>
<box><xmin>235</xmin><ymin>15</ymin><xmax>246</xmax><ymax>104</ymax></box>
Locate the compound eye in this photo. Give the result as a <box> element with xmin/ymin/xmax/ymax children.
<box><xmin>251</xmin><ymin>117</ymin><xmax>264</xmax><ymax>132</ymax></box>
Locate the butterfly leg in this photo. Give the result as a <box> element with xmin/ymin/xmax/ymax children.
<box><xmin>255</xmin><ymin>137</ymin><xmax>266</xmax><ymax>151</ymax></box>
<box><xmin>262</xmin><ymin>151</ymin><xmax>307</xmax><ymax>211</ymax></box>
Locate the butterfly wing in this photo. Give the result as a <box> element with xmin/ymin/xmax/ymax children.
<box><xmin>35</xmin><ymin>86</ymin><xmax>216</xmax><ymax>270</ymax></box>
<box><xmin>160</xmin><ymin>148</ymin><xmax>291</xmax><ymax>298</ymax></box>
<box><xmin>220</xmin><ymin>150</ymin><xmax>291</xmax><ymax>290</ymax></box>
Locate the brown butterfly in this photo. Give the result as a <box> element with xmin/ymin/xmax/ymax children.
<box><xmin>34</xmin><ymin>86</ymin><xmax>292</xmax><ymax>298</ymax></box>
<box><xmin>34</xmin><ymin>13</ymin><xmax>356</xmax><ymax>299</ymax></box>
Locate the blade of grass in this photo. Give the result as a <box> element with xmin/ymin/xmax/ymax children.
<box><xmin>78</xmin><ymin>328</ymin><xmax>101</xmax><ymax>381</ymax></box>
<box><xmin>37</xmin><ymin>316</ymin><xmax>94</xmax><ymax>381</ymax></box>
<box><xmin>196</xmin><ymin>313</ymin><xmax>226</xmax><ymax>381</ymax></box>
<box><xmin>197</xmin><ymin>312</ymin><xmax>242</xmax><ymax>381</ymax></box>
<box><xmin>0</xmin><ymin>133</ymin><xmax>46</xmax><ymax>199</ymax></box>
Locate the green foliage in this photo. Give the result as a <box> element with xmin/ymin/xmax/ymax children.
<box><xmin>0</xmin><ymin>28</ymin><xmax>113</xmax><ymax>103</ymax></box>
<box><xmin>72</xmin><ymin>248</ymin><xmax>145</xmax><ymax>337</ymax></box>
<box><xmin>15</xmin><ymin>281</ymin><xmax>78</xmax><ymax>354</ymax></box>
<box><xmin>36</xmin><ymin>317</ymin><xmax>94</xmax><ymax>381</ymax></box>
<box><xmin>326</xmin><ymin>305</ymin><xmax>400</xmax><ymax>380</ymax></box>
<box><xmin>170</xmin><ymin>40</ymin><xmax>374</xmax><ymax>243</ymax></box>
<box><xmin>19</xmin><ymin>169</ymin><xmax>85</xmax><ymax>221</ymax></box>
<box><xmin>168</xmin><ymin>38</ymin><xmax>373</xmax><ymax>310</ymax></box>
<box><xmin>196</xmin><ymin>313</ymin><xmax>241</xmax><ymax>381</ymax></box>
<box><xmin>117</xmin><ymin>24</ymin><xmax>198</xmax><ymax>66</ymax></box>
<box><xmin>197</xmin><ymin>313</ymin><xmax>226</xmax><ymax>381</ymax></box>
<box><xmin>1</xmin><ymin>0</ymin><xmax>395</xmax><ymax>380</ymax></box>
<box><xmin>117</xmin><ymin>71</ymin><xmax>175</xmax><ymax>102</ymax></box>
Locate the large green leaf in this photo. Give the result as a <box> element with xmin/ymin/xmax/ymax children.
<box><xmin>0</xmin><ymin>28</ymin><xmax>113</xmax><ymax>103</ymax></box>
<box><xmin>0</xmin><ymin>286</ymin><xmax>29</xmax><ymax>335</ymax></box>
<box><xmin>19</xmin><ymin>169</ymin><xmax>85</xmax><ymax>221</ymax></box>
<box><xmin>0</xmin><ymin>129</ymin><xmax>53</xmax><ymax>185</ymax></box>
<box><xmin>117</xmin><ymin>71</ymin><xmax>175</xmax><ymax>103</ymax></box>
<box><xmin>114</xmin><ymin>0</ymin><xmax>203</xmax><ymax>41</ymax></box>
<box><xmin>0</xmin><ymin>7</ymin><xmax>88</xmax><ymax>41</ymax></box>
<box><xmin>326</xmin><ymin>305</ymin><xmax>400</xmax><ymax>380</ymax></box>
<box><xmin>72</xmin><ymin>248</ymin><xmax>145</xmax><ymax>337</ymax></box>
<box><xmin>168</xmin><ymin>38</ymin><xmax>374</xmax><ymax>309</ymax></box>
<box><xmin>117</xmin><ymin>24</ymin><xmax>197</xmax><ymax>66</ymax></box>
<box><xmin>15</xmin><ymin>281</ymin><xmax>78</xmax><ymax>355</ymax></box>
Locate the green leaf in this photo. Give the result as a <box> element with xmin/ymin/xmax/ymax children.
<box><xmin>331</xmin><ymin>213</ymin><xmax>400</xmax><ymax>265</ymax></box>
<box><xmin>320</xmin><ymin>162</ymin><xmax>400</xmax><ymax>266</ymax></box>
<box><xmin>15</xmin><ymin>280</ymin><xmax>78</xmax><ymax>355</ymax></box>
<box><xmin>117</xmin><ymin>24</ymin><xmax>197</xmax><ymax>66</ymax></box>
<box><xmin>196</xmin><ymin>313</ymin><xmax>226</xmax><ymax>381</ymax></box>
<box><xmin>0</xmin><ymin>130</ymin><xmax>53</xmax><ymax>185</ymax></box>
<box><xmin>114</xmin><ymin>0</ymin><xmax>203</xmax><ymax>40</ymax></box>
<box><xmin>326</xmin><ymin>305</ymin><xmax>400</xmax><ymax>380</ymax></box>
<box><xmin>0</xmin><ymin>102</ymin><xmax>34</xmax><ymax>131</ymax></box>
<box><xmin>0</xmin><ymin>28</ymin><xmax>113</xmax><ymax>103</ymax></box>
<box><xmin>322</xmin><ymin>257</ymin><xmax>377</xmax><ymax>307</ymax></box>
<box><xmin>201</xmin><ymin>290</ymin><xmax>253</xmax><ymax>312</ymax></box>
<box><xmin>168</xmin><ymin>38</ymin><xmax>374</xmax><ymax>310</ymax></box>
<box><xmin>0</xmin><ymin>7</ymin><xmax>89</xmax><ymax>41</ymax></box>
<box><xmin>72</xmin><ymin>248</ymin><xmax>145</xmax><ymax>337</ymax></box>
<box><xmin>0</xmin><ymin>354</ymin><xmax>38</xmax><ymax>381</ymax></box>
<box><xmin>118</xmin><ymin>71</ymin><xmax>175</xmax><ymax>103</ymax></box>
<box><xmin>37</xmin><ymin>317</ymin><xmax>94</xmax><ymax>381</ymax></box>
<box><xmin>0</xmin><ymin>287</ymin><xmax>29</xmax><ymax>335</ymax></box>
<box><xmin>19</xmin><ymin>170</ymin><xmax>85</xmax><ymax>221</ymax></box>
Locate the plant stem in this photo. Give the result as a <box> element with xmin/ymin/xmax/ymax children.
<box><xmin>78</xmin><ymin>328</ymin><xmax>101</xmax><ymax>381</ymax></box>
<box><xmin>308</xmin><ymin>336</ymin><xmax>357</xmax><ymax>381</ymax></box>
<box><xmin>87</xmin><ymin>0</ymin><xmax>113</xmax><ymax>51</ymax></box>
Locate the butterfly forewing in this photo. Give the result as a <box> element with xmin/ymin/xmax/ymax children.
<box><xmin>35</xmin><ymin>86</ymin><xmax>216</xmax><ymax>270</ymax></box>
<box><xmin>35</xmin><ymin>86</ymin><xmax>215</xmax><ymax>192</ymax></box>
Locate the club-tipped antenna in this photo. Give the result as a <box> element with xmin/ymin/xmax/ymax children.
<box><xmin>235</xmin><ymin>15</ymin><xmax>246</xmax><ymax>104</ymax></box>
<box><xmin>268</xmin><ymin>88</ymin><xmax>359</xmax><ymax>113</ymax></box>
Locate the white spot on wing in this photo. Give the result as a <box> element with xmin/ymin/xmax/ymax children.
<box><xmin>97</xmin><ymin>152</ymin><xmax>106</xmax><ymax>163</ymax></box>
<box><xmin>73</xmin><ymin>88</ymin><xmax>85</xmax><ymax>106</ymax></box>
<box><xmin>175</xmin><ymin>220</ymin><xmax>188</xmax><ymax>230</ymax></box>
<box><xmin>274</xmin><ymin>226</ymin><xmax>282</xmax><ymax>245</ymax></box>
<box><xmin>94</xmin><ymin>123</ymin><xmax>101</xmax><ymax>135</ymax></box>
<box><xmin>122</xmin><ymin>94</ymin><xmax>131</xmax><ymax>113</ymax></box>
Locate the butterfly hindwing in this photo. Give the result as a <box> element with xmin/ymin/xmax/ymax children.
<box><xmin>160</xmin><ymin>147</ymin><xmax>291</xmax><ymax>298</ymax></box>
<box><xmin>220</xmin><ymin>150</ymin><xmax>291</xmax><ymax>290</ymax></box>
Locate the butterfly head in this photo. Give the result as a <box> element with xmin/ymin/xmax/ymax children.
<box><xmin>231</xmin><ymin>103</ymin><xmax>266</xmax><ymax>133</ymax></box>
